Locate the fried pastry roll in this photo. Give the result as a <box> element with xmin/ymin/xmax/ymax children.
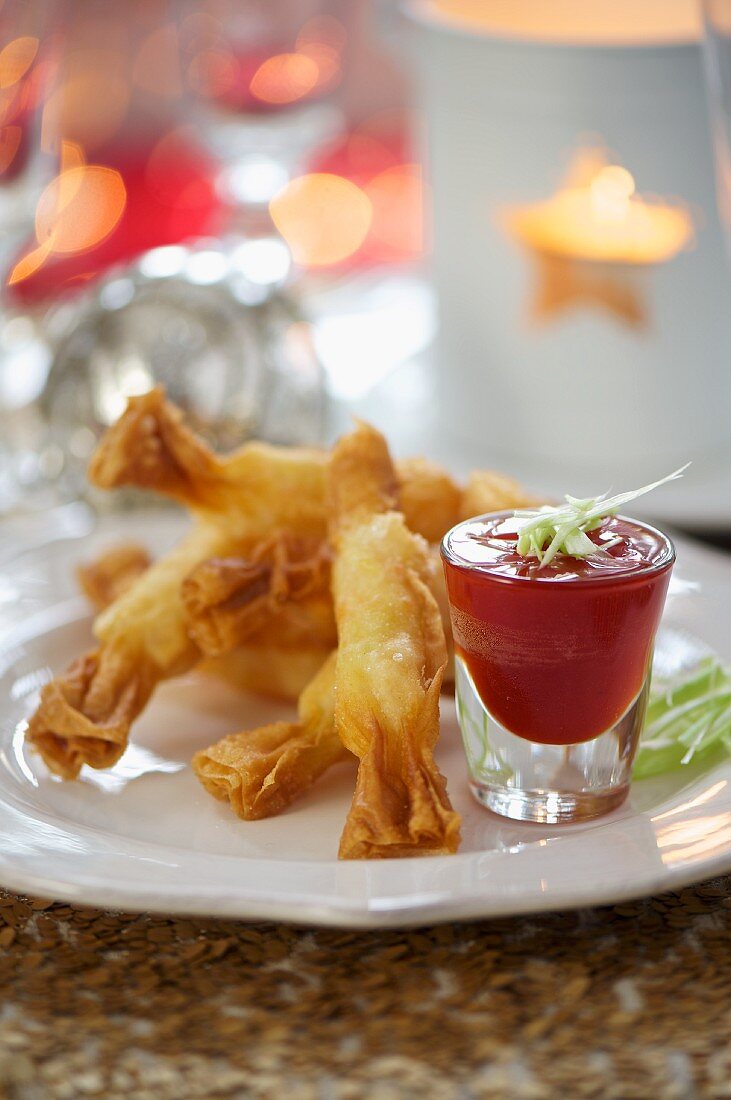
<box><xmin>28</xmin><ymin>385</ymin><xmax>334</xmax><ymax>779</ymax></box>
<box><xmin>77</xmin><ymin>543</ymin><xmax>152</xmax><ymax>612</ymax></box>
<box><xmin>88</xmin><ymin>386</ymin><xmax>329</xmax><ymax>539</ymax></box>
<box><xmin>459</xmin><ymin>470</ymin><xmax>542</xmax><ymax>520</ymax></box>
<box><xmin>329</xmin><ymin>422</ymin><xmax>461</xmax><ymax>859</ymax></box>
<box><xmin>181</xmin><ymin>535</ymin><xmax>335</xmax><ymax>656</ymax></box>
<box><xmin>193</xmin><ymin>653</ymin><xmax>348</xmax><ymax>819</ymax></box>
<box><xmin>25</xmin><ymin>639</ymin><xmax>161</xmax><ymax>781</ymax></box>
<box><xmin>88</xmin><ymin>387</ymin><xmax>461</xmax><ymax>543</ymax></box>
<box><xmin>77</xmin><ymin>541</ymin><xmax>336</xmax><ymax>701</ymax></box>
<box><xmin>396</xmin><ymin>457</ymin><xmax>462</xmax><ymax>545</ymax></box>
<box><xmin>200</xmin><ymin>643</ymin><xmax>333</xmax><ymax>702</ymax></box>
<box><xmin>27</xmin><ymin>522</ymin><xmax>233</xmax><ymax>779</ymax></box>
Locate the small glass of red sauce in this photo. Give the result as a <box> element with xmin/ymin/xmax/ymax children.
<box><xmin>441</xmin><ymin>512</ymin><xmax>675</xmax><ymax>823</ymax></box>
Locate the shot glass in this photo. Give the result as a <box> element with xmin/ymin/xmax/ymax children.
<box><xmin>441</xmin><ymin>512</ymin><xmax>675</xmax><ymax>824</ymax></box>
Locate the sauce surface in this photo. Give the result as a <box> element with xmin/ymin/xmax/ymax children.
<box><xmin>444</xmin><ymin>515</ymin><xmax>672</xmax><ymax>582</ymax></box>
<box><xmin>442</xmin><ymin>513</ymin><xmax>674</xmax><ymax>745</ymax></box>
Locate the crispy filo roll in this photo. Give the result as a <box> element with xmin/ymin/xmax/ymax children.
<box><xmin>181</xmin><ymin>534</ymin><xmax>335</xmax><ymax>657</ymax></box>
<box><xmin>76</xmin><ymin>540</ymin><xmax>334</xmax><ymax>703</ymax></box>
<box><xmin>329</xmin><ymin>422</ymin><xmax>461</xmax><ymax>859</ymax></box>
<box><xmin>77</xmin><ymin>543</ymin><xmax>152</xmax><ymax>612</ymax></box>
<box><xmin>88</xmin><ymin>386</ymin><xmax>462</xmax><ymax>544</ymax></box>
<box><xmin>396</xmin><ymin>456</ymin><xmax>462</xmax><ymax>545</ymax></box>
<box><xmin>459</xmin><ymin>470</ymin><xmax>543</xmax><ymax>521</ymax></box>
<box><xmin>27</xmin><ymin>522</ymin><xmax>231</xmax><ymax>779</ymax></box>
<box><xmin>88</xmin><ymin>386</ymin><xmax>328</xmax><ymax>539</ymax></box>
<box><xmin>192</xmin><ymin>653</ymin><xmax>348</xmax><ymax>819</ymax></box>
<box><xmin>200</xmin><ymin>643</ymin><xmax>332</xmax><ymax>703</ymax></box>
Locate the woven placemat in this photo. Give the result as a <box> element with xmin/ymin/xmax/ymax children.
<box><xmin>0</xmin><ymin>880</ymin><xmax>730</xmax><ymax>1099</ymax></box>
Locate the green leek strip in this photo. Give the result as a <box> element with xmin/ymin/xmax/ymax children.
<box><xmin>512</xmin><ymin>464</ymin><xmax>689</xmax><ymax>568</ymax></box>
<box><xmin>634</xmin><ymin>657</ymin><xmax>731</xmax><ymax>779</ymax></box>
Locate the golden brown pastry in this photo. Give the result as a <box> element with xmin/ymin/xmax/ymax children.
<box><xmin>199</xmin><ymin>644</ymin><xmax>332</xmax><ymax>703</ymax></box>
<box><xmin>76</xmin><ymin>543</ymin><xmax>152</xmax><ymax>612</ymax></box>
<box><xmin>75</xmin><ymin>541</ymin><xmax>330</xmax><ymax>704</ymax></box>
<box><xmin>329</xmin><ymin>422</ymin><xmax>461</xmax><ymax>859</ymax></box>
<box><xmin>88</xmin><ymin>386</ymin><xmax>329</xmax><ymax>539</ymax></box>
<box><xmin>27</xmin><ymin>387</ymin><xmax>333</xmax><ymax>779</ymax></box>
<box><xmin>193</xmin><ymin>653</ymin><xmax>348</xmax><ymax>819</ymax></box>
<box><xmin>181</xmin><ymin>535</ymin><xmax>334</xmax><ymax>657</ymax></box>
<box><xmin>459</xmin><ymin>469</ymin><xmax>543</xmax><ymax>521</ymax></box>
<box><xmin>87</xmin><ymin>385</ymin><xmax>463</xmax><ymax>543</ymax></box>
<box><xmin>27</xmin><ymin>522</ymin><xmax>229</xmax><ymax>778</ymax></box>
<box><xmin>396</xmin><ymin>456</ymin><xmax>462</xmax><ymax>544</ymax></box>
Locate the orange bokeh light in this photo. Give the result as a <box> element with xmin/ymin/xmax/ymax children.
<box><xmin>8</xmin><ymin>145</ymin><xmax>127</xmax><ymax>285</ymax></box>
<box><xmin>589</xmin><ymin>164</ymin><xmax>635</xmax><ymax>223</ymax></box>
<box><xmin>365</xmin><ymin>164</ymin><xmax>424</xmax><ymax>257</ymax></box>
<box><xmin>270</xmin><ymin>173</ymin><xmax>372</xmax><ymax>266</ymax></box>
<box><xmin>7</xmin><ymin>235</ymin><xmax>54</xmax><ymax>285</ymax></box>
<box><xmin>249</xmin><ymin>52</ymin><xmax>320</xmax><ymax>106</ymax></box>
<box><xmin>37</xmin><ymin>165</ymin><xmax>127</xmax><ymax>254</ymax></box>
<box><xmin>0</xmin><ymin>36</ymin><xmax>39</xmax><ymax>90</ymax></box>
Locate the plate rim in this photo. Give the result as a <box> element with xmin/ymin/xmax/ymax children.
<box><xmin>1</xmin><ymin>826</ymin><xmax>730</xmax><ymax>929</ymax></box>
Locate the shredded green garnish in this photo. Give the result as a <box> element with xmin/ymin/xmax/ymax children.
<box><xmin>512</xmin><ymin>464</ymin><xmax>689</xmax><ymax>568</ymax></box>
<box><xmin>636</xmin><ymin>657</ymin><xmax>731</xmax><ymax>778</ymax></box>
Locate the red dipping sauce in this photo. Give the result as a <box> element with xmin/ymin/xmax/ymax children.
<box><xmin>442</xmin><ymin>513</ymin><xmax>675</xmax><ymax>746</ymax></box>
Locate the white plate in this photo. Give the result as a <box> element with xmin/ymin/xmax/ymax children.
<box><xmin>1</xmin><ymin>506</ymin><xmax>731</xmax><ymax>928</ymax></box>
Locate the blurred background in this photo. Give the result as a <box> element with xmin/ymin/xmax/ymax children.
<box><xmin>0</xmin><ymin>0</ymin><xmax>729</xmax><ymax>538</ymax></box>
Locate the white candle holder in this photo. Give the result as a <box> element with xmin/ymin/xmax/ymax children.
<box><xmin>406</xmin><ymin>2</ymin><xmax>731</xmax><ymax>515</ymax></box>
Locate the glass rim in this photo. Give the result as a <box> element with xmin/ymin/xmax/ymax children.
<box><xmin>440</xmin><ymin>510</ymin><xmax>676</xmax><ymax>587</ymax></box>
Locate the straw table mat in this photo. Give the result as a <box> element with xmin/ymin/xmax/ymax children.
<box><xmin>0</xmin><ymin>879</ymin><xmax>729</xmax><ymax>1100</ymax></box>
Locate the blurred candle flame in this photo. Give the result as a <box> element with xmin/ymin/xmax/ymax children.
<box><xmin>589</xmin><ymin>164</ymin><xmax>635</xmax><ymax>222</ymax></box>
<box><xmin>8</xmin><ymin>141</ymin><xmax>127</xmax><ymax>285</ymax></box>
<box><xmin>505</xmin><ymin>149</ymin><xmax>694</xmax><ymax>264</ymax></box>
<box><xmin>425</xmin><ymin>0</ymin><xmax>701</xmax><ymax>45</ymax></box>
<box><xmin>502</xmin><ymin>147</ymin><xmax>694</xmax><ymax>327</ymax></box>
<box><xmin>0</xmin><ymin>35</ymin><xmax>38</xmax><ymax>89</ymax></box>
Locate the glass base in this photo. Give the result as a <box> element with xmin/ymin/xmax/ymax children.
<box><xmin>455</xmin><ymin>658</ymin><xmax>650</xmax><ymax>825</ymax></box>
<box><xmin>469</xmin><ymin>777</ymin><xmax>630</xmax><ymax>824</ymax></box>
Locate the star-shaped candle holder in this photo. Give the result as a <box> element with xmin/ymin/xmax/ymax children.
<box><xmin>502</xmin><ymin>150</ymin><xmax>694</xmax><ymax>329</ymax></box>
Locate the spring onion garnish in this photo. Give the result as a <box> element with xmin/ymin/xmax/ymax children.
<box><xmin>635</xmin><ymin>657</ymin><xmax>731</xmax><ymax>779</ymax></box>
<box><xmin>509</xmin><ymin>464</ymin><xmax>689</xmax><ymax>569</ymax></box>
